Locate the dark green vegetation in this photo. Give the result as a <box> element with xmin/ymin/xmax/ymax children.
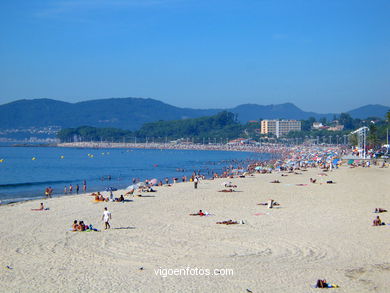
<box><xmin>58</xmin><ymin>112</ymin><xmax>257</xmax><ymax>143</ymax></box>
<box><xmin>58</xmin><ymin>111</ymin><xmax>390</xmax><ymax>148</ymax></box>
<box><xmin>0</xmin><ymin>97</ymin><xmax>388</xmax><ymax>130</ymax></box>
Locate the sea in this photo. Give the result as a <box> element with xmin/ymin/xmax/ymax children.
<box><xmin>0</xmin><ymin>145</ymin><xmax>272</xmax><ymax>204</ymax></box>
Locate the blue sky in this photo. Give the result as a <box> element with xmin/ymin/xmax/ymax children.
<box><xmin>0</xmin><ymin>0</ymin><xmax>389</xmax><ymax>113</ymax></box>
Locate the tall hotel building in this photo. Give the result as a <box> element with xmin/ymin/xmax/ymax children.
<box><xmin>260</xmin><ymin>120</ymin><xmax>301</xmax><ymax>138</ymax></box>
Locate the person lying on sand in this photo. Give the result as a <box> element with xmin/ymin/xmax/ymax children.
<box><xmin>258</xmin><ymin>201</ymin><xmax>280</xmax><ymax>206</ymax></box>
<box><xmin>190</xmin><ymin>210</ymin><xmax>207</xmax><ymax>216</ymax></box>
<box><xmin>270</xmin><ymin>180</ymin><xmax>280</xmax><ymax>183</ymax></box>
<box><xmin>216</xmin><ymin>220</ymin><xmax>238</xmax><ymax>225</ymax></box>
<box><xmin>310</xmin><ymin>178</ymin><xmax>317</xmax><ymax>183</ymax></box>
<box><xmin>224</xmin><ymin>182</ymin><xmax>237</xmax><ymax>188</ymax></box>
<box><xmin>326</xmin><ymin>180</ymin><xmax>335</xmax><ymax>184</ymax></box>
<box><xmin>31</xmin><ymin>202</ymin><xmax>46</xmax><ymax>211</ymax></box>
<box><xmin>142</xmin><ymin>187</ymin><xmax>156</xmax><ymax>192</ymax></box>
<box><xmin>374</xmin><ymin>208</ymin><xmax>387</xmax><ymax>213</ymax></box>
<box><xmin>218</xmin><ymin>189</ymin><xmax>236</xmax><ymax>192</ymax></box>
<box><xmin>373</xmin><ymin>216</ymin><xmax>385</xmax><ymax>226</ymax></box>
<box><xmin>315</xmin><ymin>279</ymin><xmax>338</xmax><ymax>288</ymax></box>
<box><xmin>281</xmin><ymin>174</ymin><xmax>288</xmax><ymax>177</ymax></box>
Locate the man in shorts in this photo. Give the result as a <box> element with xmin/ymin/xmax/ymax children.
<box><xmin>102</xmin><ymin>207</ymin><xmax>112</xmax><ymax>229</ymax></box>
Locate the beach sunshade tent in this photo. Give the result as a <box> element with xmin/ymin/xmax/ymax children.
<box><xmin>126</xmin><ymin>185</ymin><xmax>136</xmax><ymax>190</ymax></box>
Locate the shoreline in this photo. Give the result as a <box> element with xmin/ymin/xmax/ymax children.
<box><xmin>1</xmin><ymin>143</ymin><xmax>345</xmax><ymax>206</ymax></box>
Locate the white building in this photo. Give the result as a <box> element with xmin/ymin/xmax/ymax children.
<box><xmin>261</xmin><ymin>120</ymin><xmax>301</xmax><ymax>138</ymax></box>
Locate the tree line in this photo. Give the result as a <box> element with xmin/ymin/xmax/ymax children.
<box><xmin>57</xmin><ymin>111</ymin><xmax>252</xmax><ymax>143</ymax></box>
<box><xmin>57</xmin><ymin>111</ymin><xmax>390</xmax><ymax>147</ymax></box>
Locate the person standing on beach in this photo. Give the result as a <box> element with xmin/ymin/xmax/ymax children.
<box><xmin>76</xmin><ymin>184</ymin><xmax>79</xmax><ymax>194</ymax></box>
<box><xmin>69</xmin><ymin>184</ymin><xmax>73</xmax><ymax>194</ymax></box>
<box><xmin>194</xmin><ymin>176</ymin><xmax>199</xmax><ymax>189</ymax></box>
<box><xmin>83</xmin><ymin>180</ymin><xmax>87</xmax><ymax>193</ymax></box>
<box><xmin>102</xmin><ymin>207</ymin><xmax>112</xmax><ymax>229</ymax></box>
<box><xmin>64</xmin><ymin>185</ymin><xmax>67</xmax><ymax>194</ymax></box>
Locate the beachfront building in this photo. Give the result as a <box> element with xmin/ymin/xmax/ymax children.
<box><xmin>260</xmin><ymin>120</ymin><xmax>301</xmax><ymax>138</ymax></box>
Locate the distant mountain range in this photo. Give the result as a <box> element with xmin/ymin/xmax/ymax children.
<box><xmin>0</xmin><ymin>98</ymin><xmax>388</xmax><ymax>131</ymax></box>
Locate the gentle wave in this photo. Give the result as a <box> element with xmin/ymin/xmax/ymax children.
<box><xmin>0</xmin><ymin>180</ymin><xmax>73</xmax><ymax>188</ymax></box>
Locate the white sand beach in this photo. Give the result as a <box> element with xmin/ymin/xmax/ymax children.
<box><xmin>1</xmin><ymin>165</ymin><xmax>389</xmax><ymax>293</ymax></box>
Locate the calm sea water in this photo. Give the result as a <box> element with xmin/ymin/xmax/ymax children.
<box><xmin>0</xmin><ymin>146</ymin><xmax>270</xmax><ymax>204</ymax></box>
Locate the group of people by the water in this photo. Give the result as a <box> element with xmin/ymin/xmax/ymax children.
<box><xmin>45</xmin><ymin>180</ymin><xmax>87</xmax><ymax>198</ymax></box>
<box><xmin>44</xmin><ymin>187</ymin><xmax>53</xmax><ymax>198</ymax></box>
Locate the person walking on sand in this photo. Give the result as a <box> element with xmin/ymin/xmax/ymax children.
<box><xmin>102</xmin><ymin>207</ymin><xmax>112</xmax><ymax>229</ymax></box>
<box><xmin>76</xmin><ymin>184</ymin><xmax>79</xmax><ymax>194</ymax></box>
<box><xmin>194</xmin><ymin>176</ymin><xmax>199</xmax><ymax>189</ymax></box>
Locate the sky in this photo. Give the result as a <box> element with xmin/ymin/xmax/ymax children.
<box><xmin>0</xmin><ymin>0</ymin><xmax>389</xmax><ymax>113</ymax></box>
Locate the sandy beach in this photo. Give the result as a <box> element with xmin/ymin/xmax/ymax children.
<box><xmin>1</xmin><ymin>164</ymin><xmax>389</xmax><ymax>293</ymax></box>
